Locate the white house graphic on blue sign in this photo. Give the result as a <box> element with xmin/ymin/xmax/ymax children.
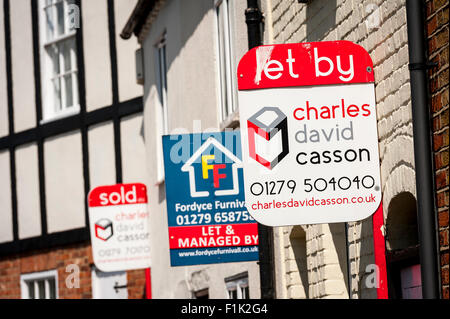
<box><xmin>181</xmin><ymin>137</ymin><xmax>243</xmax><ymax>198</ymax></box>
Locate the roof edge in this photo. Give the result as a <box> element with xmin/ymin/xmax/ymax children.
<box><xmin>120</xmin><ymin>0</ymin><xmax>157</xmax><ymax>40</ymax></box>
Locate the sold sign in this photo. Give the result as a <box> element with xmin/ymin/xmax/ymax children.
<box><xmin>238</xmin><ymin>41</ymin><xmax>382</xmax><ymax>226</ymax></box>
<box><xmin>88</xmin><ymin>183</ymin><xmax>151</xmax><ymax>272</ymax></box>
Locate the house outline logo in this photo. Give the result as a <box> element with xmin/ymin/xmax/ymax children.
<box><xmin>247</xmin><ymin>106</ymin><xmax>289</xmax><ymax>170</ymax></box>
<box><xmin>181</xmin><ymin>137</ymin><xmax>243</xmax><ymax>198</ymax></box>
<box><xmin>94</xmin><ymin>218</ymin><xmax>114</xmax><ymax>241</ymax></box>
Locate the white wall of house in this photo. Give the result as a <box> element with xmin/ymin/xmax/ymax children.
<box><xmin>138</xmin><ymin>0</ymin><xmax>261</xmax><ymax>299</ymax></box>
<box><xmin>88</xmin><ymin>121</ymin><xmax>116</xmax><ymax>188</ymax></box>
<box><xmin>121</xmin><ymin>113</ymin><xmax>147</xmax><ymax>184</ymax></box>
<box><xmin>44</xmin><ymin>131</ymin><xmax>85</xmax><ymax>233</ymax></box>
<box><xmin>10</xmin><ymin>0</ymin><xmax>36</xmax><ymax>133</ymax></box>
<box><xmin>0</xmin><ymin>0</ymin><xmax>8</xmax><ymax>138</ymax></box>
<box><xmin>0</xmin><ymin>150</ymin><xmax>13</xmax><ymax>243</ymax></box>
<box><xmin>16</xmin><ymin>143</ymin><xmax>41</xmax><ymax>239</ymax></box>
<box><xmin>0</xmin><ymin>0</ymin><xmax>146</xmax><ymax>248</ymax></box>
<box><xmin>115</xmin><ymin>0</ymin><xmax>142</xmax><ymax>102</ymax></box>
<box><xmin>82</xmin><ymin>0</ymin><xmax>113</xmax><ymax>111</ymax></box>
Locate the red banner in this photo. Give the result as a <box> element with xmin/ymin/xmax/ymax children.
<box><xmin>88</xmin><ymin>183</ymin><xmax>148</xmax><ymax>207</ymax></box>
<box><xmin>168</xmin><ymin>223</ymin><xmax>259</xmax><ymax>249</ymax></box>
<box><xmin>237</xmin><ymin>40</ymin><xmax>374</xmax><ymax>90</ymax></box>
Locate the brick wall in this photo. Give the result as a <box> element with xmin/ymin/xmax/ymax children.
<box><xmin>268</xmin><ymin>0</ymin><xmax>413</xmax><ymax>299</ymax></box>
<box><xmin>0</xmin><ymin>242</ymin><xmax>93</xmax><ymax>299</ymax></box>
<box><xmin>426</xmin><ymin>0</ymin><xmax>449</xmax><ymax>300</ymax></box>
<box><xmin>127</xmin><ymin>269</ymin><xmax>147</xmax><ymax>299</ymax></box>
<box><xmin>0</xmin><ymin>242</ymin><xmax>147</xmax><ymax>299</ymax></box>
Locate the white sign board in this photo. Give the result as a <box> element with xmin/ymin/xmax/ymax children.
<box><xmin>237</xmin><ymin>41</ymin><xmax>382</xmax><ymax>226</ymax></box>
<box><xmin>88</xmin><ymin>183</ymin><xmax>151</xmax><ymax>272</ymax></box>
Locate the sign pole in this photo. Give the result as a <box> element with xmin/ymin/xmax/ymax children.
<box><xmin>372</xmin><ymin>203</ymin><xmax>388</xmax><ymax>298</ymax></box>
<box><xmin>145</xmin><ymin>268</ymin><xmax>152</xmax><ymax>299</ymax></box>
<box><xmin>245</xmin><ymin>0</ymin><xmax>275</xmax><ymax>299</ymax></box>
<box><xmin>237</xmin><ymin>40</ymin><xmax>382</xmax><ymax>300</ymax></box>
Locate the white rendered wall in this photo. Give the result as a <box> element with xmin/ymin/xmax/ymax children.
<box><xmin>10</xmin><ymin>0</ymin><xmax>36</xmax><ymax>133</ymax></box>
<box><xmin>140</xmin><ymin>0</ymin><xmax>260</xmax><ymax>299</ymax></box>
<box><xmin>88</xmin><ymin>121</ymin><xmax>116</xmax><ymax>188</ymax></box>
<box><xmin>0</xmin><ymin>150</ymin><xmax>13</xmax><ymax>243</ymax></box>
<box><xmin>15</xmin><ymin>143</ymin><xmax>41</xmax><ymax>239</ymax></box>
<box><xmin>120</xmin><ymin>113</ymin><xmax>147</xmax><ymax>184</ymax></box>
<box><xmin>44</xmin><ymin>131</ymin><xmax>85</xmax><ymax>233</ymax></box>
<box><xmin>82</xmin><ymin>0</ymin><xmax>113</xmax><ymax>112</ymax></box>
<box><xmin>115</xmin><ymin>0</ymin><xmax>142</xmax><ymax>102</ymax></box>
<box><xmin>0</xmin><ymin>0</ymin><xmax>8</xmax><ymax>138</ymax></box>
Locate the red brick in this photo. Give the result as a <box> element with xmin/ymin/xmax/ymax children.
<box><xmin>429</xmin><ymin>27</ymin><xmax>449</xmax><ymax>53</ymax></box>
<box><xmin>436</xmin><ymin>169</ymin><xmax>449</xmax><ymax>189</ymax></box>
<box><xmin>433</xmin><ymin>109</ymin><xmax>449</xmax><ymax>132</ymax></box>
<box><xmin>439</xmin><ymin>210</ymin><xmax>449</xmax><ymax>227</ymax></box>
<box><xmin>440</xmin><ymin>229</ymin><xmax>449</xmax><ymax>247</ymax></box>
<box><xmin>433</xmin><ymin>132</ymin><xmax>445</xmax><ymax>151</ymax></box>
<box><xmin>442</xmin><ymin>267</ymin><xmax>449</xmax><ymax>285</ymax></box>
<box><xmin>443</xmin><ymin>286</ymin><xmax>449</xmax><ymax>299</ymax></box>
<box><xmin>434</xmin><ymin>149</ymin><xmax>449</xmax><ymax>170</ymax></box>
<box><xmin>428</xmin><ymin>14</ymin><xmax>438</xmax><ymax>35</ymax></box>
<box><xmin>437</xmin><ymin>191</ymin><xmax>450</xmax><ymax>208</ymax></box>
<box><xmin>442</xmin><ymin>252</ymin><xmax>449</xmax><ymax>266</ymax></box>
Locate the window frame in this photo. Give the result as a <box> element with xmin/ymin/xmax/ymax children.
<box><xmin>225</xmin><ymin>272</ymin><xmax>249</xmax><ymax>299</ymax></box>
<box><xmin>20</xmin><ymin>269</ymin><xmax>59</xmax><ymax>299</ymax></box>
<box><xmin>38</xmin><ymin>0</ymin><xmax>80</xmax><ymax>123</ymax></box>
<box><xmin>214</xmin><ymin>0</ymin><xmax>238</xmax><ymax>126</ymax></box>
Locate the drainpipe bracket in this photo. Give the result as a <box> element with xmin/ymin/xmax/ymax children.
<box><xmin>408</xmin><ymin>62</ymin><xmax>438</xmax><ymax>71</ymax></box>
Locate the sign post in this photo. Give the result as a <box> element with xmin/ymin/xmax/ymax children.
<box><xmin>237</xmin><ymin>41</ymin><xmax>382</xmax><ymax>226</ymax></box>
<box><xmin>88</xmin><ymin>183</ymin><xmax>151</xmax><ymax>272</ymax></box>
<box><xmin>162</xmin><ymin>132</ymin><xmax>259</xmax><ymax>266</ymax></box>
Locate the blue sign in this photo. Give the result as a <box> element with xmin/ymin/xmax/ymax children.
<box><xmin>162</xmin><ymin>131</ymin><xmax>259</xmax><ymax>266</ymax></box>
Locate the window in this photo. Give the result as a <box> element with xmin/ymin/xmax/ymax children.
<box><xmin>194</xmin><ymin>288</ymin><xmax>209</xmax><ymax>299</ymax></box>
<box><xmin>385</xmin><ymin>192</ymin><xmax>421</xmax><ymax>299</ymax></box>
<box><xmin>20</xmin><ymin>270</ymin><xmax>58</xmax><ymax>299</ymax></box>
<box><xmin>215</xmin><ymin>0</ymin><xmax>237</xmax><ymax>123</ymax></box>
<box><xmin>225</xmin><ymin>272</ymin><xmax>249</xmax><ymax>299</ymax></box>
<box><xmin>155</xmin><ymin>33</ymin><xmax>168</xmax><ymax>182</ymax></box>
<box><xmin>39</xmin><ymin>0</ymin><xmax>79</xmax><ymax>122</ymax></box>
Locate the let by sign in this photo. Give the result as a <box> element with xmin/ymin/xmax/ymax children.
<box><xmin>237</xmin><ymin>41</ymin><xmax>382</xmax><ymax>226</ymax></box>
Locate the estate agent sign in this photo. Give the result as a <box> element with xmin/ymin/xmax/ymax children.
<box><xmin>162</xmin><ymin>132</ymin><xmax>259</xmax><ymax>266</ymax></box>
<box><xmin>237</xmin><ymin>41</ymin><xmax>382</xmax><ymax>226</ymax></box>
<box><xmin>88</xmin><ymin>183</ymin><xmax>151</xmax><ymax>272</ymax></box>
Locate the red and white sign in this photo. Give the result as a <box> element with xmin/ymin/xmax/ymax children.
<box><xmin>168</xmin><ymin>223</ymin><xmax>259</xmax><ymax>249</ymax></box>
<box><xmin>238</xmin><ymin>41</ymin><xmax>382</xmax><ymax>226</ymax></box>
<box><xmin>88</xmin><ymin>183</ymin><xmax>151</xmax><ymax>272</ymax></box>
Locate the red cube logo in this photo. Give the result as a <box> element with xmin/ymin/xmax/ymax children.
<box><xmin>94</xmin><ymin>219</ymin><xmax>114</xmax><ymax>241</ymax></box>
<box><xmin>247</xmin><ymin>107</ymin><xmax>289</xmax><ymax>169</ymax></box>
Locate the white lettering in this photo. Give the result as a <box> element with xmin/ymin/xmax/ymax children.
<box><xmin>314</xmin><ymin>47</ymin><xmax>334</xmax><ymax>77</ymax></box>
<box><xmin>286</xmin><ymin>49</ymin><xmax>299</xmax><ymax>78</ymax></box>
<box><xmin>263</xmin><ymin>60</ymin><xmax>284</xmax><ymax>80</ymax></box>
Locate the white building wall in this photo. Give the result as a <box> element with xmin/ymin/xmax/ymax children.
<box><xmin>266</xmin><ymin>0</ymin><xmax>414</xmax><ymax>299</ymax></box>
<box><xmin>10</xmin><ymin>0</ymin><xmax>36</xmax><ymax>133</ymax></box>
<box><xmin>88</xmin><ymin>122</ymin><xmax>116</xmax><ymax>188</ymax></box>
<box><xmin>0</xmin><ymin>150</ymin><xmax>13</xmax><ymax>243</ymax></box>
<box><xmin>120</xmin><ymin>113</ymin><xmax>147</xmax><ymax>184</ymax></box>
<box><xmin>15</xmin><ymin>143</ymin><xmax>41</xmax><ymax>239</ymax></box>
<box><xmin>0</xmin><ymin>0</ymin><xmax>146</xmax><ymax>258</ymax></box>
<box><xmin>0</xmin><ymin>0</ymin><xmax>8</xmax><ymax>138</ymax></box>
<box><xmin>139</xmin><ymin>0</ymin><xmax>260</xmax><ymax>299</ymax></box>
<box><xmin>82</xmin><ymin>0</ymin><xmax>113</xmax><ymax>112</ymax></box>
<box><xmin>44</xmin><ymin>131</ymin><xmax>85</xmax><ymax>233</ymax></box>
<box><xmin>115</xmin><ymin>0</ymin><xmax>142</xmax><ymax>102</ymax></box>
